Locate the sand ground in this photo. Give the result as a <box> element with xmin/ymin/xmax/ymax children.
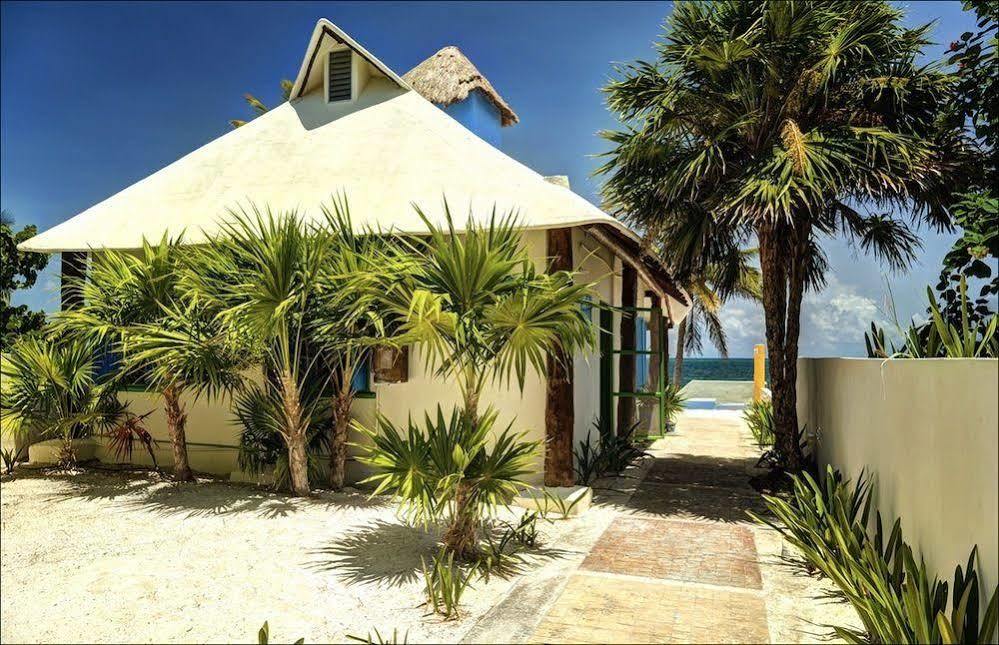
<box><xmin>1</xmin><ymin>410</ymin><xmax>858</xmax><ymax>644</ymax></box>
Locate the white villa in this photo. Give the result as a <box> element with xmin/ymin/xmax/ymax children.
<box><xmin>19</xmin><ymin>20</ymin><xmax>689</xmax><ymax>484</ymax></box>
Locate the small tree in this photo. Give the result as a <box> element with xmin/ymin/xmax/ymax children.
<box><xmin>309</xmin><ymin>199</ymin><xmax>405</xmax><ymax>490</ymax></box>
<box><xmin>1</xmin><ymin>210</ymin><xmax>49</xmax><ymax>351</ymax></box>
<box><xmin>55</xmin><ymin>237</ymin><xmax>248</xmax><ymax>481</ymax></box>
<box><xmin>356</xmin><ymin>205</ymin><xmax>594</xmax><ymax>556</ymax></box>
<box><xmin>1</xmin><ymin>336</ymin><xmax>125</xmax><ymax>467</ymax></box>
<box><xmin>185</xmin><ymin>208</ymin><xmax>337</xmax><ymax>496</ymax></box>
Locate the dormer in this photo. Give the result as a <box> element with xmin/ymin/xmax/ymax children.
<box><xmin>289</xmin><ymin>20</ymin><xmax>408</xmax><ymax>104</ymax></box>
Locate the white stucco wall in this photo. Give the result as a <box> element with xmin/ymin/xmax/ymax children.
<box><xmin>86</xmin><ymin>228</ymin><xmax>628</xmax><ymax>486</ymax></box>
<box><xmin>796</xmin><ymin>357</ymin><xmax>999</xmax><ymax>596</ymax></box>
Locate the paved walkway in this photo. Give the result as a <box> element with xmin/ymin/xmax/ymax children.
<box><xmin>524</xmin><ymin>410</ymin><xmax>854</xmax><ymax>644</ymax></box>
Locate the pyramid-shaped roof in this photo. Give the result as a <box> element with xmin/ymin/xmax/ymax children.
<box><xmin>18</xmin><ymin>20</ymin><xmax>686</xmax><ymax>309</ymax></box>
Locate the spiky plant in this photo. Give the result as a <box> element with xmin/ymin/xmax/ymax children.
<box><xmin>358</xmin><ymin>203</ymin><xmax>594</xmax><ymax>551</ymax></box>
<box><xmin>356</xmin><ymin>406</ymin><xmax>538</xmax><ymax>559</ymax></box>
<box><xmin>0</xmin><ymin>336</ymin><xmax>125</xmax><ymax>466</ymax></box>
<box><xmin>54</xmin><ymin>236</ymin><xmax>248</xmax><ymax>481</ymax></box>
<box><xmin>181</xmin><ymin>208</ymin><xmax>331</xmax><ymax>496</ymax></box>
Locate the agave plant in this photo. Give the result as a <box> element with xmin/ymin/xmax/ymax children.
<box><xmin>0</xmin><ymin>336</ymin><xmax>126</xmax><ymax>467</ymax></box>
<box><xmin>356</xmin><ymin>405</ymin><xmax>538</xmax><ymax>559</ymax></box>
<box><xmin>743</xmin><ymin>399</ymin><xmax>775</xmax><ymax>448</ymax></box>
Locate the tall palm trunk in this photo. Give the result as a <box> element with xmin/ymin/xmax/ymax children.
<box><xmin>672</xmin><ymin>318</ymin><xmax>688</xmax><ymax>386</ymax></box>
<box><xmin>757</xmin><ymin>224</ymin><xmax>804</xmax><ymax>472</ymax></box>
<box><xmin>328</xmin><ymin>387</ymin><xmax>353</xmax><ymax>490</ymax></box>
<box><xmin>163</xmin><ymin>384</ymin><xmax>194</xmax><ymax>482</ymax></box>
<box><xmin>279</xmin><ymin>370</ymin><xmax>310</xmax><ymax>496</ymax></box>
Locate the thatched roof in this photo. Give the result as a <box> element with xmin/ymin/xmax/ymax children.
<box><xmin>403</xmin><ymin>46</ymin><xmax>519</xmax><ymax>127</ymax></box>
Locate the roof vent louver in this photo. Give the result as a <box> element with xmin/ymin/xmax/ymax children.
<box><xmin>328</xmin><ymin>50</ymin><xmax>352</xmax><ymax>102</ymax></box>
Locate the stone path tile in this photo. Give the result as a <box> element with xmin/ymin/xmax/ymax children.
<box><xmin>580</xmin><ymin>516</ymin><xmax>762</xmax><ymax>589</ymax></box>
<box><xmin>643</xmin><ymin>455</ymin><xmax>758</xmax><ymax>489</ymax></box>
<box><xmin>531</xmin><ymin>573</ymin><xmax>770</xmax><ymax>644</ymax></box>
<box><xmin>626</xmin><ymin>480</ymin><xmax>770</xmax><ymax>524</ymax></box>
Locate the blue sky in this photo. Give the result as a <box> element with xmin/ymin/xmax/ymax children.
<box><xmin>1</xmin><ymin>1</ymin><xmax>985</xmax><ymax>357</ymax></box>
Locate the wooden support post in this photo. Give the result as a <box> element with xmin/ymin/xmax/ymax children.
<box><xmin>544</xmin><ymin>227</ymin><xmax>575</xmax><ymax>487</ymax></box>
<box><xmin>617</xmin><ymin>264</ymin><xmax>637</xmax><ymax>435</ymax></box>
<box><xmin>60</xmin><ymin>251</ymin><xmax>87</xmax><ymax>310</ymax></box>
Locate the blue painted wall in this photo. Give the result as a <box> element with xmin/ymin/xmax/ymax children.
<box><xmin>439</xmin><ymin>90</ymin><xmax>503</xmax><ymax>148</ymax></box>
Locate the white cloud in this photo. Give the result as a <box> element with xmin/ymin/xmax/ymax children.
<box><xmin>697</xmin><ymin>275</ymin><xmax>883</xmax><ymax>358</ymax></box>
<box><xmin>801</xmin><ymin>275</ymin><xmax>881</xmax><ymax>356</ymax></box>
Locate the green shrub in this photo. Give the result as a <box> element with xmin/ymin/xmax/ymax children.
<box><xmin>661</xmin><ymin>383</ymin><xmax>687</xmax><ymax>428</ymax></box>
<box><xmin>1</xmin><ymin>336</ymin><xmax>128</xmax><ymax>467</ymax></box>
<box><xmin>573</xmin><ymin>419</ymin><xmax>650</xmax><ymax>484</ymax></box>
<box><xmin>743</xmin><ymin>400</ymin><xmax>775</xmax><ymax>448</ymax></box>
<box><xmin>751</xmin><ymin>467</ymin><xmax>999</xmax><ymax>643</ymax></box>
<box><xmin>355</xmin><ymin>405</ymin><xmax>538</xmax><ymax>559</ymax></box>
<box><xmin>421</xmin><ymin>548</ymin><xmax>475</xmax><ymax>620</ymax></box>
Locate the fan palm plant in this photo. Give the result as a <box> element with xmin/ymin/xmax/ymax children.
<box><xmin>356</xmin><ymin>406</ymin><xmax>538</xmax><ymax>559</ymax></box>
<box><xmin>384</xmin><ymin>204</ymin><xmax>595</xmax><ymax>424</ymax></box>
<box><xmin>54</xmin><ymin>237</ymin><xmax>247</xmax><ymax>481</ymax></box>
<box><xmin>599</xmin><ymin>1</ymin><xmax>971</xmax><ymax>470</ymax></box>
<box><xmin>182</xmin><ymin>208</ymin><xmax>329</xmax><ymax>496</ymax></box>
<box><xmin>308</xmin><ymin>199</ymin><xmax>407</xmax><ymax>489</ymax></box>
<box><xmin>1</xmin><ymin>336</ymin><xmax>125</xmax><ymax>467</ymax></box>
<box><xmin>356</xmin><ymin>204</ymin><xmax>595</xmax><ymax>555</ymax></box>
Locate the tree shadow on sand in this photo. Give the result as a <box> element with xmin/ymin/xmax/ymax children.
<box><xmin>308</xmin><ymin>519</ymin><xmax>441</xmax><ymax>587</ymax></box>
<box><xmin>307</xmin><ymin>517</ymin><xmax>576</xmax><ymax>588</ymax></box>
<box><xmin>33</xmin><ymin>467</ymin><xmax>388</xmax><ymax>520</ymax></box>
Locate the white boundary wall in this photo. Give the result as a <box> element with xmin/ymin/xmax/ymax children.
<box><xmin>797</xmin><ymin>357</ymin><xmax>999</xmax><ymax>595</ymax></box>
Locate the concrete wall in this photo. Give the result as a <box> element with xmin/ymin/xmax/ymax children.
<box><xmin>797</xmin><ymin>357</ymin><xmax>999</xmax><ymax>596</ymax></box>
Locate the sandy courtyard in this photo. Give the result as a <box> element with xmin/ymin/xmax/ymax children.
<box><xmin>1</xmin><ymin>412</ymin><xmax>860</xmax><ymax>644</ymax></box>
<box><xmin>0</xmin><ymin>468</ymin><xmax>615</xmax><ymax>644</ymax></box>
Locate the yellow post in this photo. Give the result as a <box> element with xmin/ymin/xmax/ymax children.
<box><xmin>753</xmin><ymin>344</ymin><xmax>766</xmax><ymax>402</ymax></box>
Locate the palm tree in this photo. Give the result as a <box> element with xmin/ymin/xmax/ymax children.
<box><xmin>599</xmin><ymin>1</ymin><xmax>968</xmax><ymax>470</ymax></box>
<box><xmin>673</xmin><ymin>249</ymin><xmax>762</xmax><ymax>385</ymax></box>
<box><xmin>229</xmin><ymin>80</ymin><xmax>293</xmax><ymax>128</ymax></box>
<box><xmin>309</xmin><ymin>198</ymin><xmax>406</xmax><ymax>490</ymax></box>
<box><xmin>357</xmin><ymin>204</ymin><xmax>595</xmax><ymax>556</ymax></box>
<box><xmin>183</xmin><ymin>209</ymin><xmax>327</xmax><ymax>496</ymax></box>
<box><xmin>54</xmin><ymin>237</ymin><xmax>247</xmax><ymax>481</ymax></box>
<box><xmin>1</xmin><ymin>336</ymin><xmax>126</xmax><ymax>467</ymax></box>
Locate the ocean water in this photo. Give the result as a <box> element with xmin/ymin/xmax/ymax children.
<box><xmin>667</xmin><ymin>358</ymin><xmax>764</xmax><ymax>387</ymax></box>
